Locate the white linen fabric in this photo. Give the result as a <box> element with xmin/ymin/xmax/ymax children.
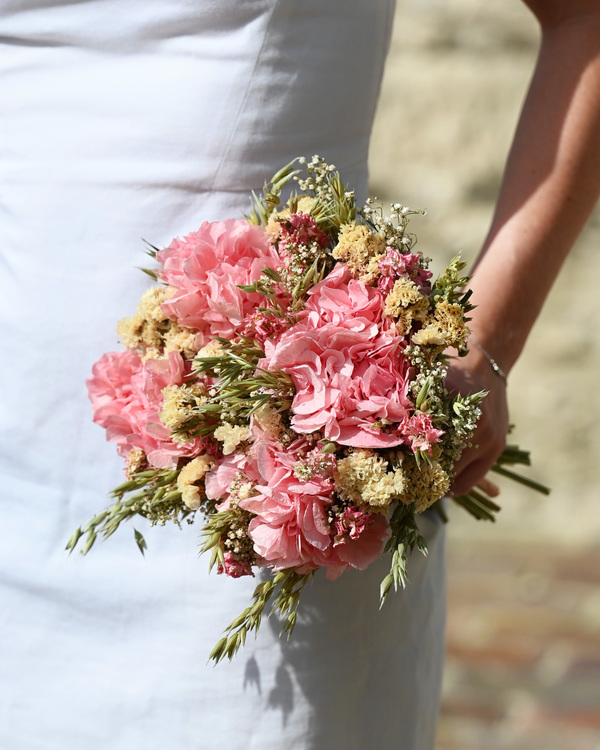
<box><xmin>0</xmin><ymin>1</ymin><xmax>446</xmax><ymax>748</ymax></box>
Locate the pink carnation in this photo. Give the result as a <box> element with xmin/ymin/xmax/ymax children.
<box><xmin>331</xmin><ymin>506</ymin><xmax>388</xmax><ymax>572</ymax></box>
<box><xmin>262</xmin><ymin>323</ymin><xmax>412</xmax><ymax>448</ymax></box>
<box><xmin>205</xmin><ymin>437</ymin><xmax>387</xmax><ymax>576</ymax></box>
<box><xmin>87</xmin><ymin>350</ymin><xmax>205</xmax><ymax>468</ymax></box>
<box><xmin>304</xmin><ymin>263</ymin><xmax>386</xmax><ymax>333</ymax></box>
<box><xmin>237</xmin><ymin>439</ymin><xmax>387</xmax><ymax>575</ymax></box>
<box><xmin>157</xmin><ymin>219</ymin><xmax>281</xmax><ymax>341</ymax></box>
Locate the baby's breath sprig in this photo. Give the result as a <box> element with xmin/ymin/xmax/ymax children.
<box><xmin>359</xmin><ymin>199</ymin><xmax>427</xmax><ymax>258</ymax></box>
<box><xmin>293</xmin><ymin>155</ymin><xmax>356</xmax><ymax>233</ymax></box>
<box><xmin>209</xmin><ymin>570</ymin><xmax>312</xmax><ymax>664</ymax></box>
<box><xmin>200</xmin><ymin>505</ymin><xmax>255</xmax><ymax>572</ymax></box>
<box><xmin>65</xmin><ymin>468</ymin><xmax>189</xmax><ymax>556</ymax></box>
<box><xmin>379</xmin><ymin>502</ymin><xmax>427</xmax><ymax>607</ymax></box>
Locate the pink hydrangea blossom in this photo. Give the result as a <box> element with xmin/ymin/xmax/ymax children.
<box><xmin>377</xmin><ymin>249</ymin><xmax>432</xmax><ymax>295</ymax></box>
<box><xmin>262</xmin><ymin>323</ymin><xmax>412</xmax><ymax>447</ymax></box>
<box><xmin>87</xmin><ymin>350</ymin><xmax>205</xmax><ymax>468</ymax></box>
<box><xmin>156</xmin><ymin>219</ymin><xmax>282</xmax><ymax>341</ymax></box>
<box><xmin>401</xmin><ymin>412</ymin><xmax>444</xmax><ymax>455</ymax></box>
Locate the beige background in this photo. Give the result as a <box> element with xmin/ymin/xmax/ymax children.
<box><xmin>370</xmin><ymin>2</ymin><xmax>600</xmax><ymax>748</ymax></box>
<box><xmin>371</xmin><ymin>0</ymin><xmax>600</xmax><ymax>545</ymax></box>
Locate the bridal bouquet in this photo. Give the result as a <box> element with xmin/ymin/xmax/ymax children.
<box><xmin>68</xmin><ymin>157</ymin><xmax>547</xmax><ymax>662</ymax></box>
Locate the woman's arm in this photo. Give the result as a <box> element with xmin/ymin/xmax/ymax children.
<box><xmin>452</xmin><ymin>0</ymin><xmax>600</xmax><ymax>495</ymax></box>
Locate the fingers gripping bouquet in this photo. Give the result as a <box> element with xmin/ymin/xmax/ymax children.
<box><xmin>69</xmin><ymin>157</ymin><xmax>543</xmax><ymax>662</ymax></box>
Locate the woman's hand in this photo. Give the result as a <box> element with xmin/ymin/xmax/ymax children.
<box><xmin>446</xmin><ymin>348</ymin><xmax>509</xmax><ymax>497</ymax></box>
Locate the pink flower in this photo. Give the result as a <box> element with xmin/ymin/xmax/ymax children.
<box><xmin>217</xmin><ymin>552</ymin><xmax>253</xmax><ymax>578</ymax></box>
<box><xmin>239</xmin><ymin>309</ymin><xmax>293</xmax><ymax>346</ymax></box>
<box><xmin>332</xmin><ymin>506</ymin><xmax>389</xmax><ymax>571</ymax></box>
<box><xmin>87</xmin><ymin>350</ymin><xmax>205</xmax><ymax>468</ymax></box>
<box><xmin>157</xmin><ymin>219</ymin><xmax>281</xmax><ymax>341</ymax></box>
<box><xmin>206</xmin><ymin>437</ymin><xmax>387</xmax><ymax>576</ymax></box>
<box><xmin>262</xmin><ymin>323</ymin><xmax>412</xmax><ymax>447</ymax></box>
<box><xmin>278</xmin><ymin>211</ymin><xmax>330</xmax><ymax>254</ymax></box>
<box><xmin>229</xmin><ymin>438</ymin><xmax>335</xmax><ymax>572</ymax></box>
<box><xmin>304</xmin><ymin>263</ymin><xmax>385</xmax><ymax>333</ymax></box>
<box><xmin>204</xmin><ymin>452</ymin><xmax>262</xmax><ymax>502</ymax></box>
<box><xmin>377</xmin><ymin>249</ymin><xmax>432</xmax><ymax>294</ymax></box>
<box><xmin>401</xmin><ymin>412</ymin><xmax>444</xmax><ymax>455</ymax></box>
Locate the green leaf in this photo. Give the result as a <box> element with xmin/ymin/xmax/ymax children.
<box><xmin>134</xmin><ymin>528</ymin><xmax>147</xmax><ymax>556</ymax></box>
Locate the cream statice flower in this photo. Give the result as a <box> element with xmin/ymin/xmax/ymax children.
<box><xmin>160</xmin><ymin>382</ymin><xmax>208</xmax><ymax>439</ymax></box>
<box><xmin>332</xmin><ymin>222</ymin><xmax>387</xmax><ymax>283</ymax></box>
<box><xmin>177</xmin><ymin>454</ymin><xmax>214</xmax><ymax>510</ymax></box>
<box><xmin>335</xmin><ymin>449</ymin><xmax>406</xmax><ymax>511</ymax></box>
<box><xmin>117</xmin><ymin>285</ymin><xmax>198</xmax><ymax>359</ymax></box>
<box><xmin>411</xmin><ymin>299</ymin><xmax>469</xmax><ymax>352</ymax></box>
<box><xmin>196</xmin><ymin>339</ymin><xmax>226</xmax><ymax>359</ymax></box>
<box><xmin>213</xmin><ymin>423</ymin><xmax>252</xmax><ymax>455</ymax></box>
<box><xmin>398</xmin><ymin>458</ymin><xmax>450</xmax><ymax>513</ymax></box>
<box><xmin>252</xmin><ymin>403</ymin><xmax>284</xmax><ymax>437</ymax></box>
<box><xmin>383</xmin><ymin>277</ymin><xmax>430</xmax><ymax>335</ymax></box>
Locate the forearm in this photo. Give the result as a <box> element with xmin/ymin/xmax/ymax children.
<box><xmin>467</xmin><ymin>9</ymin><xmax>600</xmax><ymax>374</ymax></box>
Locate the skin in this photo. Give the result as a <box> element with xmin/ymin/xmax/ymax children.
<box><xmin>451</xmin><ymin>0</ymin><xmax>600</xmax><ymax>495</ymax></box>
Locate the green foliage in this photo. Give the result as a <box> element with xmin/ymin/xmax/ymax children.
<box><xmin>430</xmin><ymin>254</ymin><xmax>474</xmax><ymax>312</ymax></box>
<box><xmin>245</xmin><ymin>159</ymin><xmax>302</xmax><ymax>226</ymax></box>
<box><xmin>209</xmin><ymin>570</ymin><xmax>312</xmax><ymax>664</ymax></box>
<box><xmin>379</xmin><ymin>503</ymin><xmax>427</xmax><ymax>607</ymax></box>
<box><xmin>191</xmin><ymin>341</ymin><xmax>295</xmax><ymax>433</ymax></box>
<box><xmin>65</xmin><ymin>468</ymin><xmax>189</xmax><ymax>556</ymax></box>
<box><xmin>451</xmin><ymin>444</ymin><xmax>550</xmax><ymax>522</ymax></box>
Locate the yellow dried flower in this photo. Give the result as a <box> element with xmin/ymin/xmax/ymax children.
<box><xmin>266</xmin><ymin>212</ymin><xmax>282</xmax><ymax>243</ymax></box>
<box><xmin>335</xmin><ymin>449</ymin><xmax>406</xmax><ymax>511</ymax></box>
<box><xmin>411</xmin><ymin>326</ymin><xmax>447</xmax><ymax>348</ymax></box>
<box><xmin>125</xmin><ymin>448</ymin><xmax>147</xmax><ymax>477</ymax></box>
<box><xmin>213</xmin><ymin>423</ymin><xmax>252</xmax><ymax>455</ymax></box>
<box><xmin>411</xmin><ymin>300</ymin><xmax>469</xmax><ymax>352</ymax></box>
<box><xmin>177</xmin><ymin>454</ymin><xmax>214</xmax><ymax>510</ymax></box>
<box><xmin>137</xmin><ymin>286</ymin><xmax>176</xmax><ymax>322</ymax></box>
<box><xmin>398</xmin><ymin>458</ymin><xmax>450</xmax><ymax>513</ymax></box>
<box><xmin>116</xmin><ymin>312</ymin><xmax>145</xmax><ymax>350</ymax></box>
<box><xmin>383</xmin><ymin>277</ymin><xmax>430</xmax><ymax>335</ymax></box>
<box><xmin>117</xmin><ymin>285</ymin><xmax>198</xmax><ymax>359</ymax></box>
<box><xmin>433</xmin><ymin>300</ymin><xmax>469</xmax><ymax>350</ymax></box>
<box><xmin>252</xmin><ymin>403</ymin><xmax>283</xmax><ymax>436</ymax></box>
<box><xmin>160</xmin><ymin>383</ymin><xmax>208</xmax><ymax>435</ymax></box>
<box><xmin>163</xmin><ymin>327</ymin><xmax>198</xmax><ymax>360</ymax></box>
<box><xmin>332</xmin><ymin>222</ymin><xmax>387</xmax><ymax>280</ymax></box>
<box><xmin>196</xmin><ymin>339</ymin><xmax>226</xmax><ymax>360</ymax></box>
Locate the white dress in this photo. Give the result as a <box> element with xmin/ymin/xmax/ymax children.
<box><xmin>0</xmin><ymin>2</ymin><xmax>446</xmax><ymax>748</ymax></box>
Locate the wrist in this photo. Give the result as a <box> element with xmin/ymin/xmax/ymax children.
<box><xmin>468</xmin><ymin>336</ymin><xmax>508</xmax><ymax>384</ymax></box>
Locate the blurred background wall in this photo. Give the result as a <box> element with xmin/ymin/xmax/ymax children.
<box><xmin>370</xmin><ymin>1</ymin><xmax>600</xmax><ymax>748</ymax></box>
